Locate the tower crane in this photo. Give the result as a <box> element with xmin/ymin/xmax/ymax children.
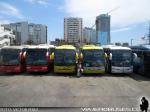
<box><xmin>91</xmin><ymin>6</ymin><xmax>120</xmax><ymax>29</ymax></box>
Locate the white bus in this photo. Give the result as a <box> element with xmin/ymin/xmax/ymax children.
<box><xmin>103</xmin><ymin>45</ymin><xmax>137</xmax><ymax>74</ymax></box>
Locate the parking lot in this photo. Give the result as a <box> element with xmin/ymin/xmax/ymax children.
<box><xmin>0</xmin><ymin>73</ymin><xmax>150</xmax><ymax>112</ymax></box>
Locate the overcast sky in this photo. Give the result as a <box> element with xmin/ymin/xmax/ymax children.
<box><xmin>0</xmin><ymin>0</ymin><xmax>150</xmax><ymax>44</ymax></box>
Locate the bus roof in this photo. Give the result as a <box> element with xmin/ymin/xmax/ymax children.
<box><xmin>130</xmin><ymin>45</ymin><xmax>150</xmax><ymax>51</ymax></box>
<box><xmin>38</xmin><ymin>44</ymin><xmax>55</xmax><ymax>48</ymax></box>
<box><xmin>26</xmin><ymin>45</ymin><xmax>50</xmax><ymax>49</ymax></box>
<box><xmin>22</xmin><ymin>44</ymin><xmax>55</xmax><ymax>48</ymax></box>
<box><xmin>56</xmin><ymin>45</ymin><xmax>76</xmax><ymax>50</ymax></box>
<box><xmin>102</xmin><ymin>45</ymin><xmax>131</xmax><ymax>50</ymax></box>
<box><xmin>2</xmin><ymin>46</ymin><xmax>25</xmax><ymax>50</ymax></box>
<box><xmin>81</xmin><ymin>45</ymin><xmax>103</xmax><ymax>50</ymax></box>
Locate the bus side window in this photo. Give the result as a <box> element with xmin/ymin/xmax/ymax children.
<box><xmin>104</xmin><ymin>53</ymin><xmax>107</xmax><ymax>58</ymax></box>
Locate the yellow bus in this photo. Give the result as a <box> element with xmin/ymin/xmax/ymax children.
<box><xmin>52</xmin><ymin>45</ymin><xmax>78</xmax><ymax>73</ymax></box>
<box><xmin>80</xmin><ymin>45</ymin><xmax>106</xmax><ymax>74</ymax></box>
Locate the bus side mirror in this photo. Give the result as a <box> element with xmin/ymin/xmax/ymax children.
<box><xmin>19</xmin><ymin>52</ymin><xmax>23</xmax><ymax>62</ymax></box>
<box><xmin>19</xmin><ymin>52</ymin><xmax>25</xmax><ymax>63</ymax></box>
<box><xmin>79</xmin><ymin>53</ymin><xmax>83</xmax><ymax>63</ymax></box>
<box><xmin>50</xmin><ymin>52</ymin><xmax>54</xmax><ymax>61</ymax></box>
<box><xmin>104</xmin><ymin>53</ymin><xmax>107</xmax><ymax>58</ymax></box>
<box><xmin>133</xmin><ymin>53</ymin><xmax>137</xmax><ymax>60</ymax></box>
<box><xmin>23</xmin><ymin>52</ymin><xmax>26</xmax><ymax>60</ymax></box>
<box><xmin>109</xmin><ymin>53</ymin><xmax>112</xmax><ymax>60</ymax></box>
<box><xmin>46</xmin><ymin>52</ymin><xmax>50</xmax><ymax>62</ymax></box>
<box><xmin>76</xmin><ymin>53</ymin><xmax>79</xmax><ymax>63</ymax></box>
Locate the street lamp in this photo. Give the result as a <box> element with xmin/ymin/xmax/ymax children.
<box><xmin>131</xmin><ymin>38</ymin><xmax>134</xmax><ymax>46</ymax></box>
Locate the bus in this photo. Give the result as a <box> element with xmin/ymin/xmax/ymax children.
<box><xmin>53</xmin><ymin>45</ymin><xmax>78</xmax><ymax>73</ymax></box>
<box><xmin>25</xmin><ymin>45</ymin><xmax>55</xmax><ymax>73</ymax></box>
<box><xmin>79</xmin><ymin>45</ymin><xmax>106</xmax><ymax>74</ymax></box>
<box><xmin>0</xmin><ymin>46</ymin><xmax>26</xmax><ymax>73</ymax></box>
<box><xmin>130</xmin><ymin>45</ymin><xmax>150</xmax><ymax>76</ymax></box>
<box><xmin>103</xmin><ymin>45</ymin><xmax>136</xmax><ymax>74</ymax></box>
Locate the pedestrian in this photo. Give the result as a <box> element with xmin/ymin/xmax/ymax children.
<box><xmin>140</xmin><ymin>97</ymin><xmax>149</xmax><ymax>112</ymax></box>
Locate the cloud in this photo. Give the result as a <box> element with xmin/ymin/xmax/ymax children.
<box><xmin>63</xmin><ymin>0</ymin><xmax>150</xmax><ymax>29</ymax></box>
<box><xmin>25</xmin><ymin>0</ymin><xmax>49</xmax><ymax>7</ymax></box>
<box><xmin>0</xmin><ymin>2</ymin><xmax>24</xmax><ymax>19</ymax></box>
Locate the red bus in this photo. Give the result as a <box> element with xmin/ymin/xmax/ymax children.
<box><xmin>25</xmin><ymin>45</ymin><xmax>55</xmax><ymax>73</ymax></box>
<box><xmin>0</xmin><ymin>46</ymin><xmax>26</xmax><ymax>73</ymax></box>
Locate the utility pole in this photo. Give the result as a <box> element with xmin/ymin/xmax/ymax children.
<box><xmin>148</xmin><ymin>22</ymin><xmax>150</xmax><ymax>45</ymax></box>
<box><xmin>131</xmin><ymin>39</ymin><xmax>133</xmax><ymax>46</ymax></box>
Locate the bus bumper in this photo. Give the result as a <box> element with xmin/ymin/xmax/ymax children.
<box><xmin>54</xmin><ymin>66</ymin><xmax>76</xmax><ymax>73</ymax></box>
<box><xmin>111</xmin><ymin>66</ymin><xmax>133</xmax><ymax>73</ymax></box>
<box><xmin>26</xmin><ymin>66</ymin><xmax>49</xmax><ymax>72</ymax></box>
<box><xmin>0</xmin><ymin>65</ymin><xmax>23</xmax><ymax>73</ymax></box>
<box><xmin>82</xmin><ymin>67</ymin><xmax>105</xmax><ymax>74</ymax></box>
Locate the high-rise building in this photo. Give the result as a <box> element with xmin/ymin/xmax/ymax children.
<box><xmin>0</xmin><ymin>26</ymin><xmax>15</xmax><ymax>47</ymax></box>
<box><xmin>83</xmin><ymin>27</ymin><xmax>96</xmax><ymax>43</ymax></box>
<box><xmin>28</xmin><ymin>23</ymin><xmax>47</xmax><ymax>44</ymax></box>
<box><xmin>2</xmin><ymin>21</ymin><xmax>47</xmax><ymax>45</ymax></box>
<box><xmin>64</xmin><ymin>17</ymin><xmax>82</xmax><ymax>44</ymax></box>
<box><xmin>96</xmin><ymin>14</ymin><xmax>110</xmax><ymax>45</ymax></box>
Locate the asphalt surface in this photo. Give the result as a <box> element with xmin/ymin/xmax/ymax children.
<box><xmin>0</xmin><ymin>73</ymin><xmax>150</xmax><ymax>112</ymax></box>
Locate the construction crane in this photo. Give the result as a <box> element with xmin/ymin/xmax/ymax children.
<box><xmin>106</xmin><ymin>6</ymin><xmax>120</xmax><ymax>15</ymax></box>
<box><xmin>91</xmin><ymin>6</ymin><xmax>120</xmax><ymax>29</ymax></box>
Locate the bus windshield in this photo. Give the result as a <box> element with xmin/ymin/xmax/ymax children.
<box><xmin>26</xmin><ymin>49</ymin><xmax>48</xmax><ymax>65</ymax></box>
<box><xmin>111</xmin><ymin>50</ymin><xmax>132</xmax><ymax>67</ymax></box>
<box><xmin>0</xmin><ymin>49</ymin><xmax>21</xmax><ymax>65</ymax></box>
<box><xmin>82</xmin><ymin>50</ymin><xmax>105</xmax><ymax>67</ymax></box>
<box><xmin>54</xmin><ymin>49</ymin><xmax>76</xmax><ymax>66</ymax></box>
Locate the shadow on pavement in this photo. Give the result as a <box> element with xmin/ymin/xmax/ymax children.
<box><xmin>49</xmin><ymin>73</ymin><xmax>78</xmax><ymax>78</ymax></box>
<box><xmin>21</xmin><ymin>72</ymin><xmax>78</xmax><ymax>78</ymax></box>
<box><xmin>0</xmin><ymin>72</ymin><xmax>150</xmax><ymax>81</ymax></box>
<box><xmin>0</xmin><ymin>72</ymin><xmax>25</xmax><ymax>76</ymax></box>
<box><xmin>128</xmin><ymin>73</ymin><xmax>150</xmax><ymax>82</ymax></box>
<box><xmin>81</xmin><ymin>73</ymin><xmax>130</xmax><ymax>78</ymax></box>
<box><xmin>0</xmin><ymin>72</ymin><xmax>78</xmax><ymax>78</ymax></box>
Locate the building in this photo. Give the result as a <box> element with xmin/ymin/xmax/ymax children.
<box><xmin>0</xmin><ymin>26</ymin><xmax>15</xmax><ymax>48</ymax></box>
<box><xmin>64</xmin><ymin>17</ymin><xmax>82</xmax><ymax>44</ymax></box>
<box><xmin>28</xmin><ymin>23</ymin><xmax>47</xmax><ymax>45</ymax></box>
<box><xmin>50</xmin><ymin>38</ymin><xmax>66</xmax><ymax>46</ymax></box>
<box><xmin>83</xmin><ymin>27</ymin><xmax>96</xmax><ymax>43</ymax></box>
<box><xmin>2</xmin><ymin>21</ymin><xmax>47</xmax><ymax>45</ymax></box>
<box><xmin>96</xmin><ymin>14</ymin><xmax>110</xmax><ymax>45</ymax></box>
<box><xmin>122</xmin><ymin>43</ymin><xmax>129</xmax><ymax>47</ymax></box>
<box><xmin>115</xmin><ymin>42</ymin><xmax>122</xmax><ymax>46</ymax></box>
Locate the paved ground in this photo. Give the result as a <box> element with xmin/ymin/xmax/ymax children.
<box><xmin>0</xmin><ymin>73</ymin><xmax>150</xmax><ymax>112</ymax></box>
